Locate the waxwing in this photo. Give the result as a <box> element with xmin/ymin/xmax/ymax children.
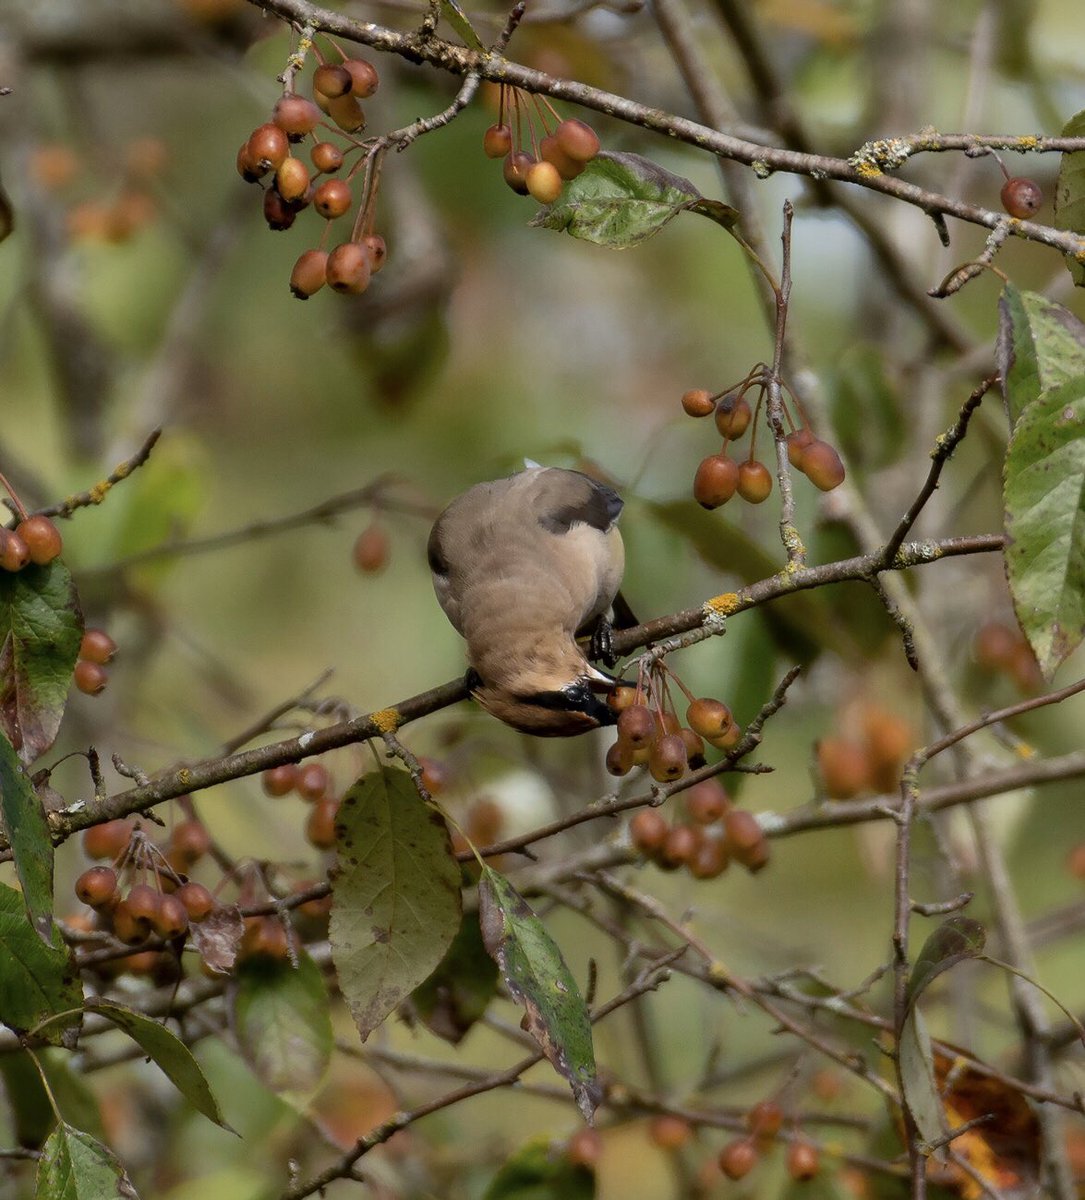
<box><xmin>428</xmin><ymin>466</ymin><xmax>625</xmax><ymax>735</ymax></box>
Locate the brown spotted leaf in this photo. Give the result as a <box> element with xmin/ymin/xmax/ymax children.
<box><xmin>330</xmin><ymin>768</ymin><xmax>461</xmax><ymax>1042</ymax></box>
<box><xmin>996</xmin><ymin>284</ymin><xmax>1085</xmax><ymax>426</ymax></box>
<box><xmin>479</xmin><ymin>866</ymin><xmax>600</xmax><ymax>1122</ymax></box>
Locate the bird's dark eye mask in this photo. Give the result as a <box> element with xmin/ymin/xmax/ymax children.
<box><xmin>519</xmin><ymin>679</ymin><xmax>618</xmax><ymax>726</ymax></box>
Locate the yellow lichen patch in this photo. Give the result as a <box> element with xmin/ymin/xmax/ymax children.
<box><xmin>370</xmin><ymin>708</ymin><xmax>401</xmax><ymax>733</ymax></box>
<box><xmin>706</xmin><ymin>961</ymin><xmax>732</xmax><ymax>986</ymax></box>
<box><xmin>178</xmin><ymin>768</ymin><xmax>191</xmax><ymax>787</ymax></box>
<box><xmin>705</xmin><ymin>592</ymin><xmax>740</xmax><ymax>616</ymax></box>
<box><xmin>852</xmin><ymin>159</ymin><xmax>883</xmax><ymax>179</ymax></box>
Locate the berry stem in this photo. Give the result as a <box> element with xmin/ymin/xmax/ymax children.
<box><xmin>529</xmin><ymin>91</ymin><xmax>555</xmax><ymax>136</ymax></box>
<box><xmin>538</xmin><ymin>93</ymin><xmax>564</xmax><ymax>127</ymax></box>
<box><xmin>662</xmin><ymin>664</ymin><xmax>698</xmax><ymax>705</ymax></box>
<box><xmin>0</xmin><ymin>470</ymin><xmax>30</xmax><ymax>522</ymax></box>
<box><xmin>511</xmin><ymin>88</ymin><xmax>525</xmax><ymax>154</ymax></box>
<box><xmin>352</xmin><ymin>147</ymin><xmax>385</xmax><ymax>241</ymax></box>
<box><xmin>745</xmin><ymin>383</ymin><xmax>767</xmax><ymax>462</ymax></box>
<box><xmin>324</xmin><ymin>35</ymin><xmax>349</xmax><ymax>63</ymax></box>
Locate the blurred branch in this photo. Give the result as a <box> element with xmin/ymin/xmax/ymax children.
<box><xmin>78</xmin><ymin>474</ymin><xmax>436</xmax><ymax>579</ymax></box>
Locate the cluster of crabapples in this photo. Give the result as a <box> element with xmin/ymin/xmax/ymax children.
<box><xmin>565</xmin><ymin>1102</ymin><xmax>823</xmax><ymax>1186</ymax></box>
<box><xmin>605</xmin><ymin>674</ymin><xmax>741</xmax><ymax>783</ymax></box>
<box><xmin>0</xmin><ymin>513</ymin><xmax>63</xmax><ymax>572</ymax></box>
<box><xmin>31</xmin><ymin>136</ymin><xmax>166</xmax><ymax>245</ymax></box>
<box><xmin>483</xmin><ymin>84</ymin><xmax>601</xmax><ymax>204</ymax></box>
<box><xmin>71</xmin><ymin>811</ymin><xmax>331</xmax><ymax>978</ymax></box>
<box><xmin>629</xmin><ymin>777</ymin><xmax>770</xmax><ymax>877</ymax></box>
<box><xmin>73</xmin><ymin>817</ymin><xmax>217</xmax><ymax>975</ymax></box>
<box><xmin>261</xmin><ymin>759</ymin><xmax>344</xmax><ymax>851</ymax></box>
<box><xmin>815</xmin><ymin>703</ymin><xmax>913</xmax><ymax>800</ymax></box>
<box><xmin>72</xmin><ymin>627</ymin><xmax>118</xmax><ymax>697</ymax></box>
<box><xmin>235</xmin><ymin>52</ymin><xmax>387</xmax><ymax>298</ymax></box>
<box><xmin>717</xmin><ymin>1101</ymin><xmax>822</xmax><ymax>1184</ymax></box>
<box><xmin>682</xmin><ymin>367</ymin><xmax>845</xmax><ymax>508</ymax></box>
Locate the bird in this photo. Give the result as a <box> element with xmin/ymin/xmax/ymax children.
<box><xmin>427</xmin><ymin>466</ymin><xmax>626</xmax><ymax>735</ymax></box>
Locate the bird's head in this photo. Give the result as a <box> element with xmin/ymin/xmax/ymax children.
<box><xmin>470</xmin><ymin>674</ymin><xmax>619</xmax><ymax>737</ymax></box>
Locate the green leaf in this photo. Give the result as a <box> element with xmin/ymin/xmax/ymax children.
<box><xmin>0</xmin><ymin>731</ymin><xmax>54</xmax><ymax>941</ymax></box>
<box><xmin>230</xmin><ymin>950</ymin><xmax>333</xmax><ymax>1096</ymax></box>
<box><xmin>330</xmin><ymin>767</ymin><xmax>461</xmax><ymax>1042</ymax></box>
<box><xmin>478</xmin><ymin>866</ymin><xmax>599</xmax><ymax>1122</ymax></box>
<box><xmin>1054</xmin><ymin>109</ymin><xmax>1085</xmax><ymax>287</ymax></box>
<box><xmin>35</xmin><ymin>1123</ymin><xmax>138</xmax><ymax>1200</ymax></box>
<box><xmin>530</xmin><ymin>152</ymin><xmax>722</xmax><ymax>249</ymax></box>
<box><xmin>996</xmin><ymin>284</ymin><xmax>1085</xmax><ymax>426</ymax></box>
<box><xmin>898</xmin><ymin>1008</ymin><xmax>949</xmax><ymax>1155</ymax></box>
<box><xmin>1003</xmin><ymin>377</ymin><xmax>1085</xmax><ymax>679</ymax></box>
<box><xmin>482</xmin><ymin>1137</ymin><xmax>595</xmax><ymax>1200</ymax></box>
<box><xmin>0</xmin><ymin>561</ymin><xmax>82</xmax><ymax>766</ymax></box>
<box><xmin>86</xmin><ymin>998</ymin><xmax>233</xmax><ymax>1131</ymax></box>
<box><xmin>0</xmin><ymin>883</ymin><xmax>80</xmax><ymax>1046</ymax></box>
<box><xmin>438</xmin><ymin>0</ymin><xmax>483</xmax><ymax>49</ymax></box>
<box><xmin>907</xmin><ymin>916</ymin><xmax>986</xmax><ymax>1010</ymax></box>
<box><xmin>410</xmin><ymin>910</ymin><xmax>498</xmax><ymax>1044</ymax></box>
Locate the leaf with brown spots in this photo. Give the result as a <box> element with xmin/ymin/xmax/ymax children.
<box><xmin>478</xmin><ymin>866</ymin><xmax>600</xmax><ymax>1122</ymax></box>
<box><xmin>330</xmin><ymin>768</ymin><xmax>461</xmax><ymax>1042</ymax></box>
<box><xmin>997</xmin><ymin>284</ymin><xmax>1085</xmax><ymax>425</ymax></box>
